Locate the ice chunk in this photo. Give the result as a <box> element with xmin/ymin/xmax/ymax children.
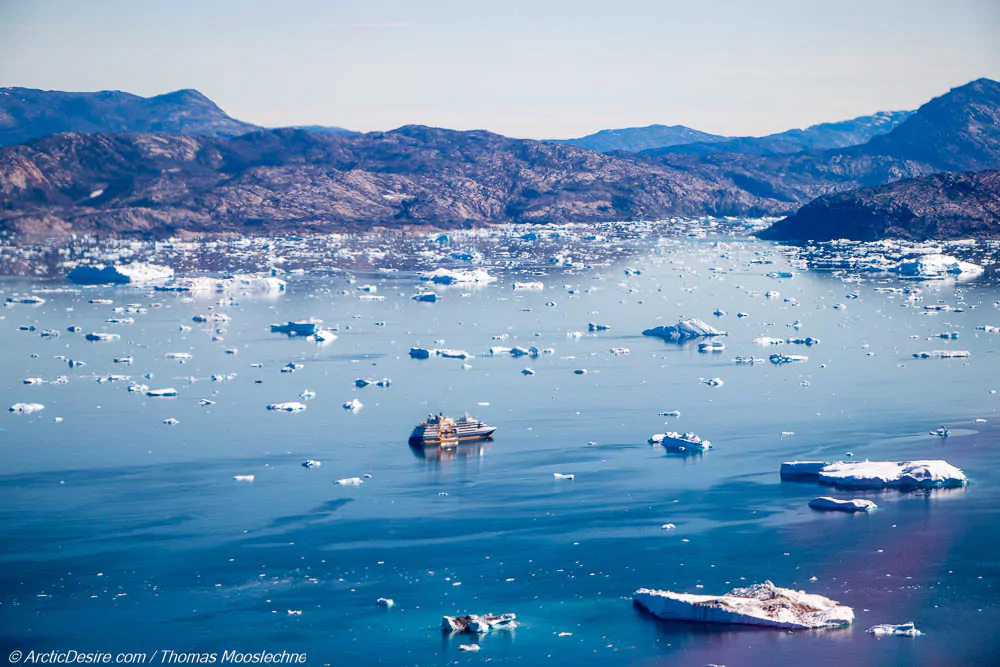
<box><xmin>343</xmin><ymin>398</ymin><xmax>363</xmax><ymax>411</ymax></box>
<box><xmin>412</xmin><ymin>292</ymin><xmax>440</xmax><ymax>302</ymax></box>
<box><xmin>553</xmin><ymin>473</ymin><xmax>575</xmax><ymax>480</ymax></box>
<box><xmin>895</xmin><ymin>254</ymin><xmax>983</xmax><ymax>280</ymax></box>
<box><xmin>817</xmin><ymin>460</ymin><xmax>967</xmax><ymax>489</ymax></box>
<box><xmin>271</xmin><ymin>319</ymin><xmax>322</xmax><ymax>336</ymax></box>
<box><xmin>162</xmin><ymin>417</ymin><xmax>179</xmax><ymax>425</ymax></box>
<box><xmin>267</xmin><ymin>402</ymin><xmax>307</xmax><ymax>412</ymax></box>
<box><xmin>808</xmin><ymin>497</ymin><xmax>877</xmax><ymax>513</ymax></box>
<box><xmin>867</xmin><ymin>622</ymin><xmax>923</xmax><ymax>637</ymax></box>
<box><xmin>409</xmin><ymin>347</ymin><xmax>432</xmax><ymax>359</ymax></box>
<box><xmin>156</xmin><ymin>275</ymin><xmax>286</xmax><ymax>294</ymax></box>
<box><xmin>633</xmin><ymin>581</ymin><xmax>854</xmax><ymax>629</ymax></box>
<box><xmin>912</xmin><ymin>350</ymin><xmax>971</xmax><ymax>359</ymax></box>
<box><xmin>67</xmin><ymin>262</ymin><xmax>174</xmax><ymax>285</ymax></box>
<box><xmin>85</xmin><ymin>332</ymin><xmax>121</xmax><ymax>342</ymax></box>
<box><xmin>9</xmin><ymin>402</ymin><xmax>45</xmax><ymax>413</ymax></box>
<box><xmin>457</xmin><ymin>645</ymin><xmax>480</xmax><ymax>652</ymax></box>
<box><xmin>376</xmin><ymin>597</ymin><xmax>394</xmax><ymax>608</ymax></box>
<box><xmin>512</xmin><ymin>281</ymin><xmax>544</xmax><ymax>290</ymax></box>
<box><xmin>302</xmin><ymin>460</ymin><xmax>322</xmax><ymax>468</ymax></box>
<box><xmin>442</xmin><ymin>613</ymin><xmax>518</xmax><ymax>633</ymax></box>
<box><xmin>146</xmin><ymin>388</ymin><xmax>178</xmax><ymax>397</ymax></box>
<box><xmin>421</xmin><ymin>268</ymin><xmax>496</xmax><ymax>285</ymax></box>
<box><xmin>438</xmin><ymin>349</ymin><xmax>471</xmax><ymax>359</ymax></box>
<box><xmin>233</xmin><ymin>475</ymin><xmax>255</xmax><ymax>482</ymax></box>
<box><xmin>643</xmin><ymin>318</ymin><xmax>727</xmax><ymax>341</ymax></box>
<box><xmin>769</xmin><ymin>353</ymin><xmax>808</xmax><ymax>364</ymax></box>
<box><xmin>336</xmin><ymin>477</ymin><xmax>364</xmax><ymax>486</ymax></box>
<box><xmin>781</xmin><ymin>461</ymin><xmax>832</xmax><ymax>478</ymax></box>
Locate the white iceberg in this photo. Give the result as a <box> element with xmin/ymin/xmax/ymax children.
<box><xmin>633</xmin><ymin>581</ymin><xmax>854</xmax><ymax>629</ymax></box>
<box><xmin>85</xmin><ymin>332</ymin><xmax>121</xmax><ymax>342</ymax></box>
<box><xmin>156</xmin><ymin>275</ymin><xmax>286</xmax><ymax>294</ymax></box>
<box><xmin>421</xmin><ymin>268</ymin><xmax>496</xmax><ymax>285</ymax></box>
<box><xmin>267</xmin><ymin>402</ymin><xmax>307</xmax><ymax>412</ymax></box>
<box><xmin>895</xmin><ymin>254</ymin><xmax>983</xmax><ymax>280</ymax></box>
<box><xmin>67</xmin><ymin>262</ymin><xmax>174</xmax><ymax>285</ymax></box>
<box><xmin>643</xmin><ymin>318</ymin><xmax>727</xmax><ymax>341</ymax></box>
<box><xmin>336</xmin><ymin>477</ymin><xmax>364</xmax><ymax>486</ymax></box>
<box><xmin>9</xmin><ymin>402</ymin><xmax>45</xmax><ymax>413</ymax></box>
<box><xmin>808</xmin><ymin>497</ymin><xmax>877</xmax><ymax>513</ymax></box>
<box><xmin>817</xmin><ymin>460</ymin><xmax>967</xmax><ymax>489</ymax></box>
<box><xmin>867</xmin><ymin>621</ymin><xmax>923</xmax><ymax>637</ymax></box>
<box><xmin>913</xmin><ymin>350</ymin><xmax>971</xmax><ymax>359</ymax></box>
<box><xmin>442</xmin><ymin>613</ymin><xmax>518</xmax><ymax>633</ymax></box>
<box><xmin>146</xmin><ymin>388</ymin><xmax>178</xmax><ymax>397</ymax></box>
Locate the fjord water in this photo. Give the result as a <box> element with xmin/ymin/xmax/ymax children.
<box><xmin>1</xmin><ymin>239</ymin><xmax>998</xmax><ymax>666</ymax></box>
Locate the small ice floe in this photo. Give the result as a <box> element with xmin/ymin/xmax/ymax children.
<box><xmin>976</xmin><ymin>325</ymin><xmax>1000</xmax><ymax>333</ymax></box>
<box><xmin>164</xmin><ymin>352</ymin><xmax>192</xmax><ymax>360</ymax></box>
<box><xmin>809</xmin><ymin>497</ymin><xmax>877</xmax><ymax>513</ymax></box>
<box><xmin>376</xmin><ymin>597</ymin><xmax>395</xmax><ymax>608</ymax></box>
<box><xmin>281</xmin><ymin>362</ymin><xmax>304</xmax><ymax>373</ymax></box>
<box><xmin>438</xmin><ymin>349</ymin><xmax>471</xmax><ymax>359</ymax></box>
<box><xmin>85</xmin><ymin>332</ymin><xmax>121</xmax><ymax>342</ymax></box>
<box><xmin>355</xmin><ymin>378</ymin><xmax>372</xmax><ymax>388</ymax></box>
<box><xmin>302</xmin><ymin>460</ymin><xmax>322</xmax><ymax>469</ymax></box>
<box><xmin>162</xmin><ymin>417</ymin><xmax>179</xmax><ymax>425</ymax></box>
<box><xmin>737</xmin><ymin>312</ymin><xmax>749</xmax><ymax>318</ymax></box>
<box><xmin>287</xmin><ymin>610</ymin><xmax>302</xmax><ymax>616</ymax></box>
<box><xmin>457</xmin><ymin>645</ymin><xmax>480</xmax><ymax>652</ymax></box>
<box><xmin>9</xmin><ymin>402</ymin><xmax>44</xmax><ymax>413</ymax></box>
<box><xmin>930</xmin><ymin>425</ymin><xmax>950</xmax><ymax>437</ymax></box>
<box><xmin>573</xmin><ymin>369</ymin><xmax>588</xmax><ymax>375</ymax></box>
<box><xmin>787</xmin><ymin>337</ymin><xmax>820</xmax><ymax>346</ymax></box>
<box><xmin>412</xmin><ymin>292</ymin><xmax>440</xmax><ymax>302</ymax></box>
<box><xmin>146</xmin><ymin>388</ymin><xmax>177</xmax><ymax>397</ymax></box>
<box><xmin>233</xmin><ymin>475</ymin><xmax>255</xmax><ymax>482</ymax></box>
<box><xmin>755</xmin><ymin>337</ymin><xmax>785</xmax><ymax>346</ymax></box>
<box><xmin>713</xmin><ymin>309</ymin><xmax>726</xmax><ymax>317</ymax></box>
<box><xmin>114</xmin><ymin>356</ymin><xmax>133</xmax><ymax>364</ymax></box>
<box><xmin>698</xmin><ymin>341</ymin><xmax>726</xmax><ymax>352</ymax></box>
<box><xmin>343</xmin><ymin>398</ymin><xmax>363</xmax><ymax>412</ymax></box>
<box><xmin>553</xmin><ymin>473</ymin><xmax>575</xmax><ymax>480</ymax></box>
<box><xmin>633</xmin><ymin>581</ymin><xmax>854</xmax><ymax>629</ymax></box>
<box><xmin>642</xmin><ymin>318</ymin><xmax>727</xmax><ymax>341</ymax></box>
<box><xmin>833</xmin><ymin>303</ymin><xmax>847</xmax><ymax>311</ymax></box>
<box><xmin>335</xmin><ymin>477</ymin><xmax>364</xmax><ymax>486</ymax></box>
<box><xmin>658</xmin><ymin>410</ymin><xmax>682</xmax><ymax>417</ymax></box>
<box><xmin>267</xmin><ymin>402</ymin><xmax>307</xmax><ymax>412</ymax></box>
<box><xmin>421</xmin><ymin>268</ymin><xmax>496</xmax><ymax>285</ymax></box>
<box><xmin>937</xmin><ymin>331</ymin><xmax>960</xmax><ymax>340</ymax></box>
<box><xmin>781</xmin><ymin>460</ymin><xmax>967</xmax><ymax>489</ymax></box>
<box><xmin>649</xmin><ymin>432</ymin><xmax>712</xmax><ymax>452</ymax></box>
<box><xmin>701</xmin><ymin>377</ymin><xmax>724</xmax><ymax>387</ymax></box>
<box><xmin>522</xmin><ymin>368</ymin><xmax>536</xmax><ymax>375</ymax></box>
<box><xmin>588</xmin><ymin>322</ymin><xmax>611</xmax><ymax>332</ymax></box>
<box><xmin>913</xmin><ymin>350</ymin><xmax>971</xmax><ymax>359</ymax></box>
<box><xmin>512</xmin><ymin>281</ymin><xmax>544</xmax><ymax>290</ymax></box>
<box><xmin>270</xmin><ymin>320</ymin><xmax>322</xmax><ymax>336</ymax></box>
<box><xmin>312</xmin><ymin>329</ymin><xmax>337</xmax><ymax>343</ymax></box>
<box><xmin>867</xmin><ymin>622</ymin><xmax>923</xmax><ymax>637</ymax></box>
<box><xmin>375</xmin><ymin>378</ymin><xmax>392</xmax><ymax>387</ymax></box>
<box><xmin>299</xmin><ymin>389</ymin><xmax>316</xmax><ymax>399</ymax></box>
<box><xmin>23</xmin><ymin>377</ymin><xmax>44</xmax><ymax>385</ymax></box>
<box><xmin>895</xmin><ymin>254</ymin><xmax>983</xmax><ymax>279</ymax></box>
<box><xmin>609</xmin><ymin>347</ymin><xmax>630</xmax><ymax>355</ymax></box>
<box><xmin>769</xmin><ymin>353</ymin><xmax>808</xmax><ymax>364</ymax></box>
<box><xmin>661</xmin><ymin>523</ymin><xmax>677</xmax><ymax>530</ymax></box>
<box><xmin>199</xmin><ymin>399</ymin><xmax>215</xmax><ymax>407</ymax></box>
<box><xmin>442</xmin><ymin>613</ymin><xmax>518</xmax><ymax>633</ymax></box>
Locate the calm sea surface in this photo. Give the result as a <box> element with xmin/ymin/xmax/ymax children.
<box><xmin>1</xmin><ymin>236</ymin><xmax>998</xmax><ymax>666</ymax></box>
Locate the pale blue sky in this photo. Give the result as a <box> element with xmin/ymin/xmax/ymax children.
<box><xmin>2</xmin><ymin>0</ymin><xmax>998</xmax><ymax>138</ymax></box>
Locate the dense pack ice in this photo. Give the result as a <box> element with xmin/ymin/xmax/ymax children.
<box><xmin>633</xmin><ymin>581</ymin><xmax>854</xmax><ymax>629</ymax></box>
<box><xmin>783</xmin><ymin>460</ymin><xmax>967</xmax><ymax>489</ymax></box>
<box><xmin>642</xmin><ymin>318</ymin><xmax>727</xmax><ymax>341</ymax></box>
<box><xmin>67</xmin><ymin>262</ymin><xmax>174</xmax><ymax>285</ymax></box>
<box><xmin>809</xmin><ymin>497</ymin><xmax>878</xmax><ymax>512</ymax></box>
<box><xmin>442</xmin><ymin>613</ymin><xmax>518</xmax><ymax>633</ymax></box>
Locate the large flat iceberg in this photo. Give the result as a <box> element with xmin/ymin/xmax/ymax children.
<box><xmin>895</xmin><ymin>254</ymin><xmax>983</xmax><ymax>280</ymax></box>
<box><xmin>642</xmin><ymin>318</ymin><xmax>727</xmax><ymax>341</ymax></box>
<box><xmin>67</xmin><ymin>262</ymin><xmax>174</xmax><ymax>285</ymax></box>
<box><xmin>782</xmin><ymin>460</ymin><xmax>967</xmax><ymax>489</ymax></box>
<box><xmin>634</xmin><ymin>581</ymin><xmax>854</xmax><ymax>629</ymax></box>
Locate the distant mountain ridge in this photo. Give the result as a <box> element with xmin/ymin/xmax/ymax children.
<box><xmin>0</xmin><ymin>87</ymin><xmax>262</xmax><ymax>146</ymax></box>
<box><xmin>647</xmin><ymin>110</ymin><xmax>914</xmax><ymax>157</ymax></box>
<box><xmin>554</xmin><ymin>124</ymin><xmax>727</xmax><ymax>153</ymax></box>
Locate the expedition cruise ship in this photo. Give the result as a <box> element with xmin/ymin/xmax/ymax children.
<box><xmin>409</xmin><ymin>413</ymin><xmax>497</xmax><ymax>447</ymax></box>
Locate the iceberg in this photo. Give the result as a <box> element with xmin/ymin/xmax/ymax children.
<box><xmin>808</xmin><ymin>497</ymin><xmax>877</xmax><ymax>512</ymax></box>
<box><xmin>146</xmin><ymin>388</ymin><xmax>178</xmax><ymax>397</ymax></box>
<box><xmin>267</xmin><ymin>402</ymin><xmax>307</xmax><ymax>412</ymax></box>
<box><xmin>412</xmin><ymin>292</ymin><xmax>440</xmax><ymax>302</ymax></box>
<box><xmin>642</xmin><ymin>318</ymin><xmax>727</xmax><ymax>341</ymax></box>
<box><xmin>156</xmin><ymin>275</ymin><xmax>286</xmax><ymax>294</ymax></box>
<box><xmin>782</xmin><ymin>460</ymin><xmax>967</xmax><ymax>489</ymax></box>
<box><xmin>67</xmin><ymin>262</ymin><xmax>174</xmax><ymax>285</ymax></box>
<box><xmin>85</xmin><ymin>332</ymin><xmax>121</xmax><ymax>342</ymax></box>
<box><xmin>895</xmin><ymin>254</ymin><xmax>984</xmax><ymax>280</ymax></box>
<box><xmin>912</xmin><ymin>350</ymin><xmax>971</xmax><ymax>359</ymax></box>
<box><xmin>633</xmin><ymin>581</ymin><xmax>854</xmax><ymax>629</ymax></box>
<box><xmin>420</xmin><ymin>268</ymin><xmax>496</xmax><ymax>285</ymax></box>
<box><xmin>271</xmin><ymin>319</ymin><xmax>322</xmax><ymax>336</ymax></box>
<box><xmin>9</xmin><ymin>402</ymin><xmax>45</xmax><ymax>413</ymax></box>
<box><xmin>867</xmin><ymin>622</ymin><xmax>923</xmax><ymax>637</ymax></box>
<box><xmin>409</xmin><ymin>347</ymin><xmax>432</xmax><ymax>359</ymax></box>
<box><xmin>442</xmin><ymin>613</ymin><xmax>518</xmax><ymax>633</ymax></box>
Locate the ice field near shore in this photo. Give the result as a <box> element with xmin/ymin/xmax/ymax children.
<box><xmin>2</xmin><ymin>221</ymin><xmax>999</xmax><ymax>666</ymax></box>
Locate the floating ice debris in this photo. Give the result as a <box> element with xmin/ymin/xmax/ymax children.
<box><xmin>930</xmin><ymin>425</ymin><xmax>950</xmax><ymax>437</ymax></box>
<box><xmin>114</xmin><ymin>356</ymin><xmax>133</xmax><ymax>364</ymax></box>
<box><xmin>312</xmin><ymin>329</ymin><xmax>337</xmax><ymax>343</ymax></box>
<box><xmin>833</xmin><ymin>303</ymin><xmax>847</xmax><ymax>310</ymax></box>
<box><xmin>267</xmin><ymin>402</ymin><xmax>307</xmax><ymax>412</ymax></box>
<box><xmin>271</xmin><ymin>319</ymin><xmax>322</xmax><ymax>336</ymax></box>
<box><xmin>658</xmin><ymin>410</ymin><xmax>682</xmax><ymax>417</ymax></box>
<box><xmin>192</xmin><ymin>313</ymin><xmax>230</xmax><ymax>324</ymax></box>
<box><xmin>649</xmin><ymin>432</ymin><xmax>713</xmax><ymax>452</ymax></box>
<box><xmin>782</xmin><ymin>460</ymin><xmax>967</xmax><ymax>489</ymax></box>
<box><xmin>233</xmin><ymin>475</ymin><xmax>255</xmax><ymax>483</ymax></box>
<box><xmin>23</xmin><ymin>377</ymin><xmax>43</xmax><ymax>385</ymax></box>
<box><xmin>755</xmin><ymin>337</ymin><xmax>785</xmax><ymax>346</ymax></box>
<box><xmin>442</xmin><ymin>613</ymin><xmax>518</xmax><ymax>633</ymax></box>
<box><xmin>156</xmin><ymin>275</ymin><xmax>286</xmax><ymax>294</ymax></box>
<box><xmin>299</xmin><ymin>389</ymin><xmax>316</xmax><ymax>399</ymax></box>
<box><xmin>698</xmin><ymin>341</ymin><xmax>726</xmax><ymax>352</ymax></box>
<box><xmin>376</xmin><ymin>597</ymin><xmax>394</xmax><ymax>608</ymax></box>
<box><xmin>734</xmin><ymin>356</ymin><xmax>763</xmax><ymax>364</ymax></box>
<box><xmin>661</xmin><ymin>523</ymin><xmax>677</xmax><ymax>530</ymax></box>
<box><xmin>713</xmin><ymin>309</ymin><xmax>726</xmax><ymax>317</ymax></box>
<box><xmin>8</xmin><ymin>295</ymin><xmax>46</xmax><ymax>305</ymax></box>
<box><xmin>867</xmin><ymin>622</ymin><xmax>923</xmax><ymax>637</ymax></box>
<box><xmin>162</xmin><ymin>417</ymin><xmax>179</xmax><ymax>425</ymax></box>
<box><xmin>588</xmin><ymin>322</ymin><xmax>611</xmax><ymax>331</ymax></box>
<box><xmin>146</xmin><ymin>388</ymin><xmax>178</xmax><ymax>397</ymax></box>
<box><xmin>409</xmin><ymin>347</ymin><xmax>432</xmax><ymax>359</ymax></box>
<box><xmin>301</xmin><ymin>460</ymin><xmax>322</xmax><ymax>468</ymax></box>
<box><xmin>786</xmin><ymin>337</ymin><xmax>820</xmax><ymax>346</ymax></box>
<box><xmin>512</xmin><ymin>281</ymin><xmax>544</xmax><ymax>290</ymax></box>
<box><xmin>895</xmin><ymin>254</ymin><xmax>984</xmax><ymax>279</ymax></box>
<box><xmin>89</xmin><ymin>298</ymin><xmax>114</xmax><ymax>305</ymax></box>
<box><xmin>355</xmin><ymin>378</ymin><xmax>372</xmax><ymax>388</ymax></box>
<box><xmin>609</xmin><ymin>347</ymin><xmax>630</xmax><ymax>355</ymax></box>
<box><xmin>522</xmin><ymin>368</ymin><xmax>536</xmax><ymax>375</ymax></box>
<box><xmin>375</xmin><ymin>378</ymin><xmax>392</xmax><ymax>387</ymax></box>
<box><xmin>458</xmin><ymin>645</ymin><xmax>480</xmax><ymax>652</ymax></box>
<box><xmin>412</xmin><ymin>292</ymin><xmax>440</xmax><ymax>302</ymax></box>
<box><xmin>633</xmin><ymin>581</ymin><xmax>854</xmax><ymax>629</ymax></box>
<box><xmin>438</xmin><ymin>349</ymin><xmax>472</xmax><ymax>359</ymax></box>
<box><xmin>85</xmin><ymin>332</ymin><xmax>121</xmax><ymax>342</ymax></box>
<box><xmin>199</xmin><ymin>399</ymin><xmax>215</xmax><ymax>407</ymax></box>
<box><xmin>809</xmin><ymin>497</ymin><xmax>877</xmax><ymax>513</ymax></box>
<box><xmin>67</xmin><ymin>262</ymin><xmax>174</xmax><ymax>285</ymax></box>
<box><xmin>553</xmin><ymin>473</ymin><xmax>575</xmax><ymax>480</ymax></box>
<box><xmin>937</xmin><ymin>331</ymin><xmax>960</xmax><ymax>340</ymax></box>
<box><xmin>421</xmin><ymin>268</ymin><xmax>496</xmax><ymax>284</ymax></box>
<box><xmin>336</xmin><ymin>477</ymin><xmax>364</xmax><ymax>486</ymax></box>
<box><xmin>737</xmin><ymin>312</ymin><xmax>749</xmax><ymax>318</ymax></box>
<box><xmin>769</xmin><ymin>353</ymin><xmax>808</xmax><ymax>364</ymax></box>
<box><xmin>164</xmin><ymin>352</ymin><xmax>192</xmax><ymax>360</ymax></box>
<box><xmin>573</xmin><ymin>369</ymin><xmax>588</xmax><ymax>375</ymax></box>
<box><xmin>701</xmin><ymin>377</ymin><xmax>724</xmax><ymax>386</ymax></box>
<box><xmin>644</xmin><ymin>318</ymin><xmax>727</xmax><ymax>341</ymax></box>
<box><xmin>9</xmin><ymin>402</ymin><xmax>44</xmax><ymax>413</ymax></box>
<box><xmin>913</xmin><ymin>350</ymin><xmax>971</xmax><ymax>359</ymax></box>
<box><xmin>343</xmin><ymin>398</ymin><xmax>363</xmax><ymax>411</ymax></box>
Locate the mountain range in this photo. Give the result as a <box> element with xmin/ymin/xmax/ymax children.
<box><xmin>0</xmin><ymin>78</ymin><xmax>998</xmax><ymax>239</ymax></box>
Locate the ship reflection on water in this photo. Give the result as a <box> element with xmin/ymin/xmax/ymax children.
<box><xmin>409</xmin><ymin>440</ymin><xmax>493</xmax><ymax>461</ymax></box>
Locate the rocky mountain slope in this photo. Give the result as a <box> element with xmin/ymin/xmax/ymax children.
<box><xmin>555</xmin><ymin>124</ymin><xmax>727</xmax><ymax>153</ymax></box>
<box><xmin>0</xmin><ymin>88</ymin><xmax>261</xmax><ymax>146</ymax></box>
<box><xmin>757</xmin><ymin>169</ymin><xmax>1000</xmax><ymax>242</ymax></box>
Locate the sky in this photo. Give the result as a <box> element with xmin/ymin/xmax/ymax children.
<box><xmin>1</xmin><ymin>0</ymin><xmax>999</xmax><ymax>139</ymax></box>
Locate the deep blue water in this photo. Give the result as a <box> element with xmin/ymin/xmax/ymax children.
<box><xmin>1</xmin><ymin>237</ymin><xmax>999</xmax><ymax>666</ymax></box>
